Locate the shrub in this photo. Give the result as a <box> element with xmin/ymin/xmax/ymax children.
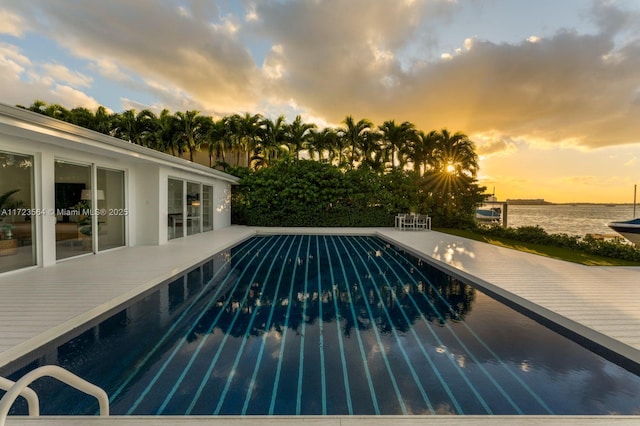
<box><xmin>230</xmin><ymin>159</ymin><xmax>484</xmax><ymax>227</ymax></box>
<box><xmin>476</xmin><ymin>224</ymin><xmax>640</xmax><ymax>262</ymax></box>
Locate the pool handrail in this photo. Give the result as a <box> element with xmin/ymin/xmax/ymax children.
<box><xmin>0</xmin><ymin>365</ymin><xmax>109</xmax><ymax>425</ymax></box>
<box><xmin>0</xmin><ymin>376</ymin><xmax>39</xmax><ymax>416</ymax></box>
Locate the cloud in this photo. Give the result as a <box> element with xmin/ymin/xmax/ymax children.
<box><xmin>0</xmin><ymin>42</ymin><xmax>30</xmax><ymax>74</ymax></box>
<box><xmin>41</xmin><ymin>63</ymin><xmax>93</xmax><ymax>88</ymax></box>
<box><xmin>0</xmin><ymin>9</ymin><xmax>27</xmax><ymax>37</ymax></box>
<box><xmin>3</xmin><ymin>1</ymin><xmax>259</xmax><ymax>114</ymax></box>
<box><xmin>250</xmin><ymin>0</ymin><xmax>640</xmax><ymax>149</ymax></box>
<box><xmin>0</xmin><ymin>42</ymin><xmax>101</xmax><ymax>109</ymax></box>
<box><xmin>1</xmin><ymin>0</ymin><xmax>639</xmax><ymax>154</ymax></box>
<box><xmin>50</xmin><ymin>85</ymin><xmax>101</xmax><ymax>109</ymax></box>
<box><xmin>87</xmin><ymin>58</ymin><xmax>132</xmax><ymax>83</ymax></box>
<box><xmin>249</xmin><ymin>0</ymin><xmax>460</xmax><ymax>119</ymax></box>
<box><xmin>473</xmin><ymin>133</ymin><xmax>518</xmax><ymax>157</ymax></box>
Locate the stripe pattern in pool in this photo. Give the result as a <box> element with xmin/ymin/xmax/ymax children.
<box><xmin>8</xmin><ymin>234</ymin><xmax>640</xmax><ymax>416</ymax></box>
<box><xmin>113</xmin><ymin>234</ymin><xmax>551</xmax><ymax>415</ymax></box>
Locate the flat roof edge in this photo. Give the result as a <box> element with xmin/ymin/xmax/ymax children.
<box><xmin>0</xmin><ymin>103</ymin><xmax>240</xmax><ymax>184</ymax></box>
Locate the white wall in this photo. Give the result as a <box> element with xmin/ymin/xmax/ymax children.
<box><xmin>214</xmin><ymin>182</ymin><xmax>232</xmax><ymax>229</ymax></box>
<box><xmin>159</xmin><ymin>167</ymin><xmax>233</xmax><ymax>235</ymax></box>
<box><xmin>132</xmin><ymin>165</ymin><xmax>161</xmax><ymax>245</ymax></box>
<box><xmin>1</xmin><ymin>107</ymin><xmax>237</xmax><ymax>273</ymax></box>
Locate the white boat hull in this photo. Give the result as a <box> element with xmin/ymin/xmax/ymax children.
<box><xmin>608</xmin><ymin>219</ymin><xmax>640</xmax><ymax>246</ymax></box>
<box><xmin>476</xmin><ymin>208</ymin><xmax>501</xmax><ymax>222</ymax></box>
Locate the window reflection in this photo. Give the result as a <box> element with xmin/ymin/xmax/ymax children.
<box><xmin>0</xmin><ymin>151</ymin><xmax>36</xmax><ymax>273</ymax></box>
<box><xmin>186</xmin><ymin>182</ymin><xmax>201</xmax><ymax>236</ymax></box>
<box><xmin>168</xmin><ymin>178</ymin><xmax>183</xmax><ymax>240</ymax></box>
<box><xmin>55</xmin><ymin>161</ymin><xmax>92</xmax><ymax>260</ymax></box>
<box><xmin>202</xmin><ymin>185</ymin><xmax>213</xmax><ymax>232</ymax></box>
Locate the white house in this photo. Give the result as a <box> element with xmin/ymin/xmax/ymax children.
<box><xmin>0</xmin><ymin>103</ymin><xmax>239</xmax><ymax>275</ymax></box>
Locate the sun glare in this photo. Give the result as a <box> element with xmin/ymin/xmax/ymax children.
<box><xmin>446</xmin><ymin>164</ymin><xmax>456</xmax><ymax>174</ymax></box>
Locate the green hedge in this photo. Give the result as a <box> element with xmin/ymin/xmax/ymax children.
<box><xmin>230</xmin><ymin>159</ymin><xmax>484</xmax><ymax>227</ymax></box>
<box><xmin>477</xmin><ymin>224</ymin><xmax>640</xmax><ymax>262</ymax></box>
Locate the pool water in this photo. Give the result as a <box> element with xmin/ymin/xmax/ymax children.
<box><xmin>5</xmin><ymin>235</ymin><xmax>640</xmax><ymax>415</ymax></box>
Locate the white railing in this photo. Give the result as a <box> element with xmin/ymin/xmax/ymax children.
<box><xmin>0</xmin><ymin>377</ymin><xmax>39</xmax><ymax>416</ymax></box>
<box><xmin>0</xmin><ymin>365</ymin><xmax>109</xmax><ymax>426</ymax></box>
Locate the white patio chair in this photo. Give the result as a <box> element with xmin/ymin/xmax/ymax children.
<box><xmin>395</xmin><ymin>213</ymin><xmax>408</xmax><ymax>229</ymax></box>
<box><xmin>415</xmin><ymin>214</ymin><xmax>431</xmax><ymax>231</ymax></box>
<box><xmin>400</xmin><ymin>213</ymin><xmax>416</xmax><ymax>231</ymax></box>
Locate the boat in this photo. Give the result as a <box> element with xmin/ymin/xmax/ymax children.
<box><xmin>608</xmin><ymin>218</ymin><xmax>640</xmax><ymax>246</ymax></box>
<box><xmin>476</xmin><ymin>207</ymin><xmax>501</xmax><ymax>222</ymax></box>
<box><xmin>608</xmin><ymin>185</ymin><xmax>639</xmax><ymax>245</ymax></box>
<box><xmin>476</xmin><ymin>192</ymin><xmax>503</xmax><ymax>223</ymax></box>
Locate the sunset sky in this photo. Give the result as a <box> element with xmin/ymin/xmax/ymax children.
<box><xmin>1</xmin><ymin>0</ymin><xmax>639</xmax><ymax>203</ymax></box>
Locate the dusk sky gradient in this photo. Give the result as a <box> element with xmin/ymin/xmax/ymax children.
<box><xmin>1</xmin><ymin>0</ymin><xmax>639</xmax><ymax>203</ymax></box>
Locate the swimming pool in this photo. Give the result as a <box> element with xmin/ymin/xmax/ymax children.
<box><xmin>4</xmin><ymin>234</ymin><xmax>640</xmax><ymax>415</ymax></box>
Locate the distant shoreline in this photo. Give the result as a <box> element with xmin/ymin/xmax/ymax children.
<box><xmin>506</xmin><ymin>199</ymin><xmax>553</xmax><ymax>205</ymax></box>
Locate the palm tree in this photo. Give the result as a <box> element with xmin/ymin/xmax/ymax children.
<box><xmin>113</xmin><ymin>109</ymin><xmax>140</xmax><ymax>143</ymax></box>
<box><xmin>136</xmin><ymin>109</ymin><xmax>159</xmax><ymax>148</ymax></box>
<box><xmin>339</xmin><ymin>116</ymin><xmax>373</xmax><ymax>169</ymax></box>
<box><xmin>407</xmin><ymin>130</ymin><xmax>439</xmax><ymax>175</ymax></box>
<box><xmin>174</xmin><ymin>110</ymin><xmax>211</xmax><ymax>162</ymax></box>
<box><xmin>154</xmin><ymin>109</ymin><xmax>183</xmax><ymax>156</ymax></box>
<box><xmin>285</xmin><ymin>115</ymin><xmax>316</xmax><ymax>160</ymax></box>
<box><xmin>207</xmin><ymin>118</ymin><xmax>231</xmax><ymax>167</ymax></box>
<box><xmin>27</xmin><ymin>100</ymin><xmax>47</xmax><ymax>114</ymax></box>
<box><xmin>229</xmin><ymin>113</ymin><xmax>263</xmax><ymax>168</ymax></box>
<box><xmin>432</xmin><ymin>129</ymin><xmax>479</xmax><ymax>177</ymax></box>
<box><xmin>258</xmin><ymin>115</ymin><xmax>288</xmax><ymax>168</ymax></box>
<box><xmin>93</xmin><ymin>106</ymin><xmax>113</xmax><ymax>135</ymax></box>
<box><xmin>379</xmin><ymin>120</ymin><xmax>417</xmax><ymax>171</ymax></box>
<box><xmin>358</xmin><ymin>130</ymin><xmax>386</xmax><ymax>172</ymax></box>
<box><xmin>43</xmin><ymin>103</ymin><xmax>70</xmax><ymax>121</ymax></box>
<box><xmin>112</xmin><ymin>109</ymin><xmax>158</xmax><ymax>147</ymax></box>
<box><xmin>308</xmin><ymin>127</ymin><xmax>338</xmax><ymax>162</ymax></box>
<box><xmin>67</xmin><ymin>107</ymin><xmax>95</xmax><ymax>130</ymax></box>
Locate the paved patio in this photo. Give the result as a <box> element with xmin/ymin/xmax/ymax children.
<box><xmin>1</xmin><ymin>226</ymin><xmax>639</xmax><ymax>425</ymax></box>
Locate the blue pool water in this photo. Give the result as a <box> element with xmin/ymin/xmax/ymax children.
<box><xmin>4</xmin><ymin>235</ymin><xmax>640</xmax><ymax>415</ymax></box>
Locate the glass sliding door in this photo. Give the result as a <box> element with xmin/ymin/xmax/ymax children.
<box><xmin>202</xmin><ymin>185</ymin><xmax>213</xmax><ymax>232</ymax></box>
<box><xmin>55</xmin><ymin>161</ymin><xmax>92</xmax><ymax>260</ymax></box>
<box><xmin>186</xmin><ymin>182</ymin><xmax>201</xmax><ymax>236</ymax></box>
<box><xmin>0</xmin><ymin>150</ymin><xmax>36</xmax><ymax>273</ymax></box>
<box><xmin>97</xmin><ymin>168</ymin><xmax>125</xmax><ymax>251</ymax></box>
<box><xmin>168</xmin><ymin>178</ymin><xmax>183</xmax><ymax>240</ymax></box>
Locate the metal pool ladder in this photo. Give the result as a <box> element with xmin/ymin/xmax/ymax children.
<box><xmin>0</xmin><ymin>365</ymin><xmax>109</xmax><ymax>426</ymax></box>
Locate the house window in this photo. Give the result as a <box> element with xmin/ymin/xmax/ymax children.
<box><xmin>186</xmin><ymin>182</ymin><xmax>201</xmax><ymax>236</ymax></box>
<box><xmin>202</xmin><ymin>185</ymin><xmax>213</xmax><ymax>232</ymax></box>
<box><xmin>97</xmin><ymin>168</ymin><xmax>126</xmax><ymax>251</ymax></box>
<box><xmin>167</xmin><ymin>179</ymin><xmax>213</xmax><ymax>239</ymax></box>
<box><xmin>54</xmin><ymin>162</ymin><xmax>126</xmax><ymax>259</ymax></box>
<box><xmin>168</xmin><ymin>178</ymin><xmax>183</xmax><ymax>240</ymax></box>
<box><xmin>0</xmin><ymin>150</ymin><xmax>35</xmax><ymax>273</ymax></box>
<box><xmin>54</xmin><ymin>161</ymin><xmax>93</xmax><ymax>260</ymax></box>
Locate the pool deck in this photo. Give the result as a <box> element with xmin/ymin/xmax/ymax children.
<box><xmin>1</xmin><ymin>226</ymin><xmax>640</xmax><ymax>425</ymax></box>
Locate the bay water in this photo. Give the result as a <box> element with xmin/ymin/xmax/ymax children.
<box><xmin>505</xmin><ymin>204</ymin><xmax>637</xmax><ymax>237</ymax></box>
